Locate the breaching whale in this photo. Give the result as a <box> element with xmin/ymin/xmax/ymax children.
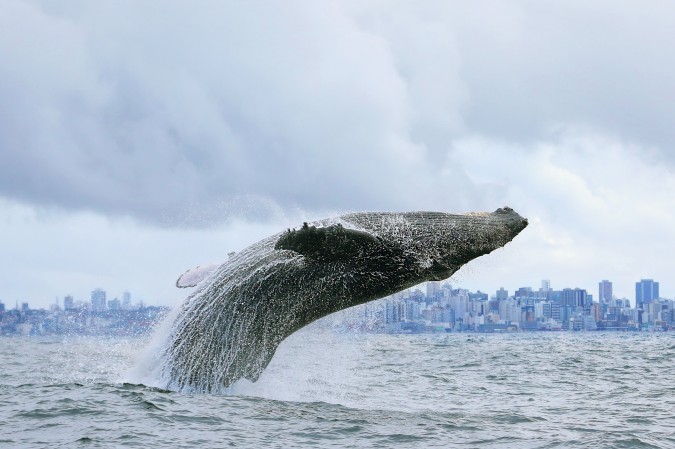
<box><xmin>160</xmin><ymin>208</ymin><xmax>528</xmax><ymax>392</ymax></box>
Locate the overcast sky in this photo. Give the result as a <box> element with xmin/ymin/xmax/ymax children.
<box><xmin>2</xmin><ymin>0</ymin><xmax>675</xmax><ymax>309</ymax></box>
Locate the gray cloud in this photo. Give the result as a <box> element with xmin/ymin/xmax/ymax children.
<box><xmin>451</xmin><ymin>1</ymin><xmax>675</xmax><ymax>151</ymax></box>
<box><xmin>1</xmin><ymin>1</ymin><xmax>674</xmax><ymax>227</ymax></box>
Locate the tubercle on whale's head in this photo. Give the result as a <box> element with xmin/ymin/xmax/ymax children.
<box><xmin>492</xmin><ymin>207</ymin><xmax>529</xmax><ymax>240</ymax></box>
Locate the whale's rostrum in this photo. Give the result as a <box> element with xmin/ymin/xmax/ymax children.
<box><xmin>160</xmin><ymin>208</ymin><xmax>528</xmax><ymax>392</ymax></box>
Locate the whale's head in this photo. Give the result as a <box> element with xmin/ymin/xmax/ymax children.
<box><xmin>275</xmin><ymin>207</ymin><xmax>527</xmax><ymax>286</ymax></box>
<box><xmin>341</xmin><ymin>207</ymin><xmax>528</xmax><ymax>282</ymax></box>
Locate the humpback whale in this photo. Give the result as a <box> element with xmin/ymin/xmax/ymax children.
<box><xmin>160</xmin><ymin>208</ymin><xmax>528</xmax><ymax>392</ymax></box>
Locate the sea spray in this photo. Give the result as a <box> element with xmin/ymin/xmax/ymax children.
<box><xmin>123</xmin><ymin>301</ymin><xmax>186</xmax><ymax>388</ymax></box>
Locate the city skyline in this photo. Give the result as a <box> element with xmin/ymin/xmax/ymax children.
<box><xmin>3</xmin><ymin>276</ymin><xmax>672</xmax><ymax>337</ymax></box>
<box><xmin>379</xmin><ymin>277</ymin><xmax>673</xmax><ymax>333</ymax></box>
<box><xmin>1</xmin><ymin>276</ymin><xmax>667</xmax><ymax>312</ymax></box>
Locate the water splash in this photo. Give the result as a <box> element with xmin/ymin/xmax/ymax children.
<box><xmin>123</xmin><ymin>304</ymin><xmax>184</xmax><ymax>388</ymax></box>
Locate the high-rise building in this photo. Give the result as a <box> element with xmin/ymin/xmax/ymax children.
<box><xmin>598</xmin><ymin>280</ymin><xmax>613</xmax><ymax>303</ymax></box>
<box><xmin>496</xmin><ymin>288</ymin><xmax>508</xmax><ymax>300</ymax></box>
<box><xmin>515</xmin><ymin>287</ymin><xmax>533</xmax><ymax>299</ymax></box>
<box><xmin>63</xmin><ymin>295</ymin><xmax>74</xmax><ymax>310</ymax></box>
<box><xmin>385</xmin><ymin>300</ymin><xmax>405</xmax><ymax>324</ymax></box>
<box><xmin>469</xmin><ymin>291</ymin><xmax>488</xmax><ymax>302</ymax></box>
<box><xmin>560</xmin><ymin>288</ymin><xmax>590</xmax><ymax>308</ymax></box>
<box><xmin>635</xmin><ymin>279</ymin><xmax>659</xmax><ymax>309</ymax></box>
<box><xmin>122</xmin><ymin>291</ymin><xmax>131</xmax><ymax>309</ymax></box>
<box><xmin>542</xmin><ymin>302</ymin><xmax>561</xmax><ymax>321</ymax></box>
<box><xmin>405</xmin><ymin>301</ymin><xmax>421</xmax><ymax>321</ymax></box>
<box><xmin>91</xmin><ymin>288</ymin><xmax>107</xmax><ymax>312</ymax></box>
<box><xmin>539</xmin><ymin>280</ymin><xmax>552</xmax><ymax>300</ymax></box>
<box><xmin>426</xmin><ymin>281</ymin><xmax>440</xmax><ymax>299</ymax></box>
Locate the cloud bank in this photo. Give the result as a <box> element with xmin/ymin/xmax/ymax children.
<box><xmin>2</xmin><ymin>1</ymin><xmax>674</xmax><ymax>226</ymax></box>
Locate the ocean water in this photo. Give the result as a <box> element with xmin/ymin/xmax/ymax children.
<box><xmin>1</xmin><ymin>330</ymin><xmax>674</xmax><ymax>448</ymax></box>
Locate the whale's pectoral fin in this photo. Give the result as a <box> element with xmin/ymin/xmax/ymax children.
<box><xmin>176</xmin><ymin>263</ymin><xmax>221</xmax><ymax>288</ymax></box>
<box><xmin>274</xmin><ymin>223</ymin><xmax>382</xmax><ymax>262</ymax></box>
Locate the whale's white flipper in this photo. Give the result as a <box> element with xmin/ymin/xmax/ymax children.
<box><xmin>176</xmin><ymin>263</ymin><xmax>221</xmax><ymax>288</ymax></box>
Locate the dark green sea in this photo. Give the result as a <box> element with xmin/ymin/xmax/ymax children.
<box><xmin>1</xmin><ymin>331</ymin><xmax>674</xmax><ymax>448</ymax></box>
